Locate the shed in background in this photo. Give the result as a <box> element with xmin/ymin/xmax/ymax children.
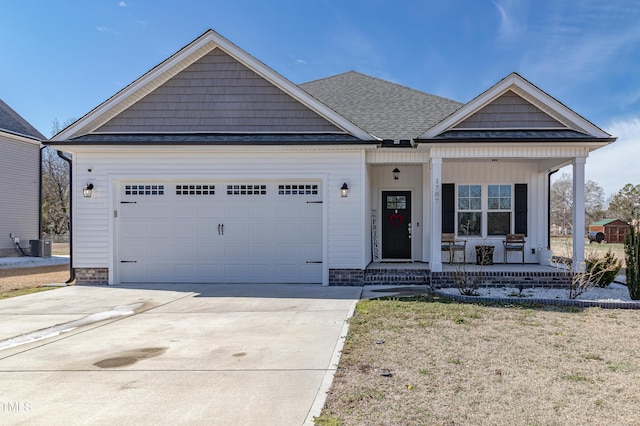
<box><xmin>589</xmin><ymin>219</ymin><xmax>629</xmax><ymax>244</ymax></box>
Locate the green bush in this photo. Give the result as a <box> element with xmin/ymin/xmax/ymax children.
<box><xmin>585</xmin><ymin>250</ymin><xmax>622</xmax><ymax>288</ymax></box>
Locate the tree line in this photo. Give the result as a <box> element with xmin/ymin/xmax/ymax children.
<box><xmin>551</xmin><ymin>173</ymin><xmax>640</xmax><ymax>235</ymax></box>
<box><xmin>41</xmin><ymin>118</ymin><xmax>74</xmax><ymax>239</ymax></box>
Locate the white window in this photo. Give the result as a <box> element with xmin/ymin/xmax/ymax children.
<box><xmin>457</xmin><ymin>184</ymin><xmax>512</xmax><ymax>237</ymax></box>
<box><xmin>457</xmin><ymin>185</ymin><xmax>482</xmax><ymax>236</ymax></box>
<box><xmin>487</xmin><ymin>185</ymin><xmax>511</xmax><ymax>235</ymax></box>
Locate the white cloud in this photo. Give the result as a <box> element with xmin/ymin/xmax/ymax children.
<box><xmin>118</xmin><ymin>1</ymin><xmax>129</xmax><ymax>7</ymax></box>
<box><xmin>587</xmin><ymin>117</ymin><xmax>640</xmax><ymax>196</ymax></box>
<box><xmin>295</xmin><ymin>59</ymin><xmax>307</xmax><ymax>65</ymax></box>
<box><xmin>491</xmin><ymin>0</ymin><xmax>515</xmax><ymax>39</ymax></box>
<box><xmin>518</xmin><ymin>1</ymin><xmax>640</xmax><ymax>84</ymax></box>
<box><xmin>96</xmin><ymin>26</ymin><xmax>121</xmax><ymax>36</ymax></box>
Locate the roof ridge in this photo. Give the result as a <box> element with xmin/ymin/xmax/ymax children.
<box><xmin>300</xmin><ymin>71</ymin><xmax>463</xmax><ymax>105</ymax></box>
<box><xmin>0</xmin><ymin>98</ymin><xmax>45</xmax><ymax>140</ymax></box>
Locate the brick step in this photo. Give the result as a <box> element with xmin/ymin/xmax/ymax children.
<box><xmin>364</xmin><ymin>269</ymin><xmax>431</xmax><ymax>285</ymax></box>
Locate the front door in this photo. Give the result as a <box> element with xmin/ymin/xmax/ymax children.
<box><xmin>382</xmin><ymin>191</ymin><xmax>412</xmax><ymax>259</ymax></box>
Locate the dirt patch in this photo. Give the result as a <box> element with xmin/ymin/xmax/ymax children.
<box><xmin>0</xmin><ymin>264</ymin><xmax>71</xmax><ymax>293</ymax></box>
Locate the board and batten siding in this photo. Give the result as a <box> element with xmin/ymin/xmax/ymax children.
<box><xmin>442</xmin><ymin>161</ymin><xmax>547</xmax><ymax>262</ymax></box>
<box><xmin>96</xmin><ymin>49</ymin><xmax>342</xmax><ymax>134</ymax></box>
<box><xmin>71</xmin><ymin>148</ymin><xmax>367</xmax><ymax>278</ymax></box>
<box><xmin>453</xmin><ymin>91</ymin><xmax>564</xmax><ymax>129</ymax></box>
<box><xmin>0</xmin><ymin>137</ymin><xmax>40</xmax><ymax>251</ymax></box>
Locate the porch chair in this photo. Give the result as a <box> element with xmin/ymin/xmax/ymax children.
<box><xmin>503</xmin><ymin>233</ymin><xmax>525</xmax><ymax>264</ymax></box>
<box><xmin>441</xmin><ymin>233</ymin><xmax>466</xmax><ymax>264</ymax></box>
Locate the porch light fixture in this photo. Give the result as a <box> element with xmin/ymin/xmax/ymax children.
<box><xmin>392</xmin><ymin>168</ymin><xmax>400</xmax><ymax>180</ymax></box>
<box><xmin>340</xmin><ymin>182</ymin><xmax>349</xmax><ymax>197</ymax></box>
<box><xmin>83</xmin><ymin>183</ymin><xmax>94</xmax><ymax>198</ymax></box>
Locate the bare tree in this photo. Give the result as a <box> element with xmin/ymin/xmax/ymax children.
<box><xmin>550</xmin><ymin>173</ymin><xmax>605</xmax><ymax>235</ymax></box>
<box><xmin>41</xmin><ymin>118</ymin><xmax>75</xmax><ymax>239</ymax></box>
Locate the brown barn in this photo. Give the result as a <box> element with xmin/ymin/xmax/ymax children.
<box><xmin>589</xmin><ymin>219</ymin><xmax>629</xmax><ymax>244</ymax></box>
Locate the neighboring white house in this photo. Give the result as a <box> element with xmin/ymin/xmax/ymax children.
<box><xmin>0</xmin><ymin>99</ymin><xmax>45</xmax><ymax>257</ymax></box>
<box><xmin>47</xmin><ymin>29</ymin><xmax>615</xmax><ymax>285</ymax></box>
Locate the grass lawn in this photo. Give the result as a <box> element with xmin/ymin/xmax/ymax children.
<box><xmin>551</xmin><ymin>236</ymin><xmax>626</xmax><ymax>267</ymax></box>
<box><xmin>316</xmin><ymin>296</ymin><xmax>640</xmax><ymax>425</ymax></box>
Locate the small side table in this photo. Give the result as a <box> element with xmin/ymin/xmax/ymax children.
<box><xmin>475</xmin><ymin>245</ymin><xmax>495</xmax><ymax>265</ymax></box>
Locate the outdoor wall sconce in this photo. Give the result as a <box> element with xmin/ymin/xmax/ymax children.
<box><xmin>340</xmin><ymin>182</ymin><xmax>349</xmax><ymax>197</ymax></box>
<box><xmin>393</xmin><ymin>168</ymin><xmax>400</xmax><ymax>180</ymax></box>
<box><xmin>83</xmin><ymin>183</ymin><xmax>94</xmax><ymax>198</ymax></box>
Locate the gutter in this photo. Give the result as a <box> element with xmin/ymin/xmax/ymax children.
<box><xmin>56</xmin><ymin>150</ymin><xmax>75</xmax><ymax>284</ymax></box>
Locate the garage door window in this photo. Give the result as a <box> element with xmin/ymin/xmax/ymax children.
<box><xmin>226</xmin><ymin>184</ymin><xmax>267</xmax><ymax>195</ymax></box>
<box><xmin>124</xmin><ymin>184</ymin><xmax>164</xmax><ymax>195</ymax></box>
<box><xmin>278</xmin><ymin>184</ymin><xmax>318</xmax><ymax>195</ymax></box>
<box><xmin>176</xmin><ymin>184</ymin><xmax>215</xmax><ymax>195</ymax></box>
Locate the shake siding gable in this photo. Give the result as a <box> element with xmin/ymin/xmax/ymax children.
<box><xmin>96</xmin><ymin>49</ymin><xmax>342</xmax><ymax>133</ymax></box>
<box><xmin>453</xmin><ymin>91</ymin><xmax>565</xmax><ymax>129</ymax></box>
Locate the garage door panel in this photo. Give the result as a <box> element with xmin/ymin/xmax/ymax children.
<box><xmin>119</xmin><ymin>181</ymin><xmax>322</xmax><ymax>284</ymax></box>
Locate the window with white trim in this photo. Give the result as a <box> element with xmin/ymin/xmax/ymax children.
<box><xmin>457</xmin><ymin>185</ymin><xmax>482</xmax><ymax>236</ymax></box>
<box><xmin>487</xmin><ymin>185</ymin><xmax>511</xmax><ymax>235</ymax></box>
<box><xmin>457</xmin><ymin>184</ymin><xmax>513</xmax><ymax>237</ymax></box>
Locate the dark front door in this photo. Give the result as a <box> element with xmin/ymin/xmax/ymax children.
<box><xmin>382</xmin><ymin>191</ymin><xmax>412</xmax><ymax>259</ymax></box>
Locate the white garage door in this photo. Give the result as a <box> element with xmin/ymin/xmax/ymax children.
<box><xmin>118</xmin><ymin>181</ymin><xmax>322</xmax><ymax>283</ymax></box>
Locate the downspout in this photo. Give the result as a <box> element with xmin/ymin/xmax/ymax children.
<box><xmin>548</xmin><ymin>169</ymin><xmax>559</xmax><ymax>249</ymax></box>
<box><xmin>57</xmin><ymin>150</ymin><xmax>75</xmax><ymax>284</ymax></box>
<box><xmin>39</xmin><ymin>146</ymin><xmax>44</xmax><ymax>239</ymax></box>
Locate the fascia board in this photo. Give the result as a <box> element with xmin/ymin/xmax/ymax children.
<box><xmin>0</xmin><ymin>129</ymin><xmax>43</xmax><ymax>145</ymax></box>
<box><xmin>52</xmin><ymin>30</ymin><xmax>377</xmax><ymax>142</ymax></box>
<box><xmin>419</xmin><ymin>73</ymin><xmax>612</xmax><ymax>139</ymax></box>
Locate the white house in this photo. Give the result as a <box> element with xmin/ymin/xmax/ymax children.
<box><xmin>47</xmin><ymin>29</ymin><xmax>615</xmax><ymax>285</ymax></box>
<box><xmin>0</xmin><ymin>99</ymin><xmax>45</xmax><ymax>257</ymax></box>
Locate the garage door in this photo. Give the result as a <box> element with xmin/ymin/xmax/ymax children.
<box><xmin>118</xmin><ymin>181</ymin><xmax>322</xmax><ymax>283</ymax></box>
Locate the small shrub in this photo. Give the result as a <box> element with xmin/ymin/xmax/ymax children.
<box><xmin>585</xmin><ymin>250</ymin><xmax>622</xmax><ymax>288</ymax></box>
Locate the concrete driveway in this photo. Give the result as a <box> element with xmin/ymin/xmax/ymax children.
<box><xmin>0</xmin><ymin>283</ymin><xmax>361</xmax><ymax>425</ymax></box>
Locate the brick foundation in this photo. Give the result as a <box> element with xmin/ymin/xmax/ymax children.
<box><xmin>329</xmin><ymin>269</ymin><xmax>365</xmax><ymax>286</ymax></box>
<box><xmin>75</xmin><ymin>268</ymin><xmax>109</xmax><ymax>285</ymax></box>
<box><xmin>431</xmin><ymin>271</ymin><xmax>572</xmax><ymax>289</ymax></box>
<box><xmin>364</xmin><ymin>267</ymin><xmax>431</xmax><ymax>285</ymax></box>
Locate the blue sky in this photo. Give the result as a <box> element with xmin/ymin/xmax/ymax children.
<box><xmin>2</xmin><ymin>0</ymin><xmax>639</xmax><ymax>197</ymax></box>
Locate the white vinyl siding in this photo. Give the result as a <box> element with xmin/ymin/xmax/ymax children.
<box><xmin>0</xmin><ymin>136</ymin><xmax>40</xmax><ymax>251</ymax></box>
<box><xmin>443</xmin><ymin>161</ymin><xmax>546</xmax><ymax>263</ymax></box>
<box><xmin>69</xmin><ymin>148</ymin><xmax>366</xmax><ymax>282</ymax></box>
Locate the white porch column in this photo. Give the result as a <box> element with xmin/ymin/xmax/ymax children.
<box><xmin>430</xmin><ymin>157</ymin><xmax>443</xmax><ymax>272</ymax></box>
<box><xmin>572</xmin><ymin>157</ymin><xmax>586</xmax><ymax>271</ymax></box>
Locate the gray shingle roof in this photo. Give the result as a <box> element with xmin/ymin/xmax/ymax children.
<box><xmin>66</xmin><ymin>133</ymin><xmax>375</xmax><ymax>145</ymax></box>
<box><xmin>0</xmin><ymin>99</ymin><xmax>45</xmax><ymax>140</ymax></box>
<box><xmin>299</xmin><ymin>71</ymin><xmax>463</xmax><ymax>141</ymax></box>
<box><xmin>425</xmin><ymin>129</ymin><xmax>602</xmax><ymax>142</ymax></box>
